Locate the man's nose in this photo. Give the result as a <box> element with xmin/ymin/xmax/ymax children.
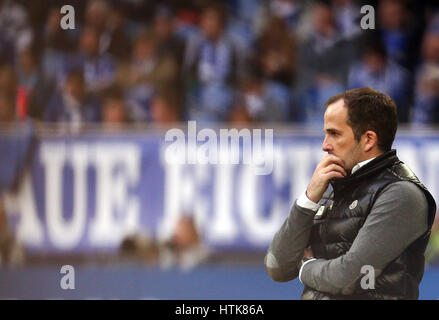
<box><xmin>322</xmin><ymin>136</ymin><xmax>332</xmax><ymax>152</ymax></box>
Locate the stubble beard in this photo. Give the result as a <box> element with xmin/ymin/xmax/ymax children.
<box><xmin>344</xmin><ymin>142</ymin><xmax>363</xmax><ymax>176</ymax></box>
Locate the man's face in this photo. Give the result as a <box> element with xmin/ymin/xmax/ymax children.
<box><xmin>322</xmin><ymin>99</ymin><xmax>363</xmax><ymax>174</ymax></box>
<box><xmin>65</xmin><ymin>76</ymin><xmax>84</xmax><ymax>100</ymax></box>
<box><xmin>200</xmin><ymin>9</ymin><xmax>223</xmax><ymax>40</ymax></box>
<box><xmin>103</xmin><ymin>99</ymin><xmax>125</xmax><ymax>123</ymax></box>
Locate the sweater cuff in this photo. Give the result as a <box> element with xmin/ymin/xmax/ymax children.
<box><xmin>297</xmin><ymin>192</ymin><xmax>320</xmax><ymax>212</ymax></box>
<box><xmin>299</xmin><ymin>258</ymin><xmax>317</xmax><ymax>283</ymax></box>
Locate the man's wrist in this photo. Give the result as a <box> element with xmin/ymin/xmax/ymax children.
<box><xmin>297</xmin><ymin>192</ymin><xmax>320</xmax><ymax>212</ymax></box>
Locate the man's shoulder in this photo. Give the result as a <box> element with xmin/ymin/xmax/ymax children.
<box><xmin>377</xmin><ymin>180</ymin><xmax>428</xmax><ymax>208</ymax></box>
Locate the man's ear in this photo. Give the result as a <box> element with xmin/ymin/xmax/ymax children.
<box><xmin>363</xmin><ymin>130</ymin><xmax>378</xmax><ymax>152</ymax></box>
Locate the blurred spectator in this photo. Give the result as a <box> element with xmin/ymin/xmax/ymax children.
<box><xmin>0</xmin><ymin>0</ymin><xmax>33</xmax><ymax>65</ymax></box>
<box><xmin>84</xmin><ymin>0</ymin><xmax>111</xmax><ymax>52</ymax></box>
<box><xmin>101</xmin><ymin>86</ymin><xmax>128</xmax><ymax>127</ymax></box>
<box><xmin>152</xmin><ymin>5</ymin><xmax>186</xmax><ymax>67</ymax></box>
<box><xmin>229</xmin><ymin>105</ymin><xmax>253</xmax><ymax>125</ymax></box>
<box><xmin>41</xmin><ymin>6</ymin><xmax>77</xmax><ymax>84</ymax></box>
<box><xmin>122</xmin><ymin>32</ymin><xmax>180</xmax><ymax>88</ymax></box>
<box><xmin>43</xmin><ymin>5</ymin><xmax>77</xmax><ymax>53</ymax></box>
<box><xmin>296</xmin><ymin>1</ymin><xmax>359</xmax><ymax>86</ymax></box>
<box><xmin>103</xmin><ymin>4</ymin><xmax>132</xmax><ymax>63</ymax></box>
<box><xmin>268</xmin><ymin>0</ymin><xmax>304</xmax><ymax>31</ymax></box>
<box><xmin>294</xmin><ymin>74</ymin><xmax>345</xmax><ymax>125</ymax></box>
<box><xmin>184</xmin><ymin>2</ymin><xmax>244</xmax><ymax>86</ymax></box>
<box><xmin>0</xmin><ymin>64</ymin><xmax>17</xmax><ymax>105</ymax></box>
<box><xmin>150</xmin><ymin>87</ymin><xmax>183</xmax><ymax>124</ymax></box>
<box><xmin>377</xmin><ymin>0</ymin><xmax>422</xmax><ymax>71</ymax></box>
<box><xmin>183</xmin><ymin>2</ymin><xmax>245</xmax><ymax>122</ymax></box>
<box><xmin>0</xmin><ymin>90</ymin><xmax>15</xmax><ymax>123</ymax></box>
<box><xmin>63</xmin><ymin>25</ymin><xmax>116</xmax><ymax>95</ymax></box>
<box><xmin>348</xmin><ymin>38</ymin><xmax>412</xmax><ymax>123</ymax></box>
<box><xmin>117</xmin><ymin>31</ymin><xmax>180</xmax><ymax>122</ymax></box>
<box><xmin>427</xmin><ymin>11</ymin><xmax>439</xmax><ymax>34</ymax></box>
<box><xmin>252</xmin><ymin>17</ymin><xmax>297</xmax><ymax>86</ymax></box>
<box><xmin>173</xmin><ymin>5</ymin><xmax>201</xmax><ymax>42</ymax></box>
<box><xmin>119</xmin><ymin>230</ymin><xmax>159</xmax><ymax>264</ymax></box>
<box><xmin>331</xmin><ymin>0</ymin><xmax>362</xmax><ymax>40</ymax></box>
<box><xmin>159</xmin><ymin>215</ymin><xmax>210</xmax><ymax>271</ymax></box>
<box><xmin>44</xmin><ymin>68</ymin><xmax>101</xmax><ymax>129</ymax></box>
<box><xmin>0</xmin><ymin>196</ymin><xmax>25</xmax><ymax>267</ymax></box>
<box><xmin>411</xmin><ymin>32</ymin><xmax>439</xmax><ymax>125</ymax></box>
<box><xmin>0</xmin><ymin>65</ymin><xmax>30</xmax><ymax>267</ymax></box>
<box><xmin>16</xmin><ymin>44</ymin><xmax>54</xmax><ymax>120</ymax></box>
<box><xmin>231</xmin><ymin>72</ymin><xmax>294</xmax><ymax>122</ymax></box>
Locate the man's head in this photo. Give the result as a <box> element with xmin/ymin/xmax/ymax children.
<box><xmin>0</xmin><ymin>91</ymin><xmax>15</xmax><ymax>122</ymax></box>
<box><xmin>200</xmin><ymin>2</ymin><xmax>227</xmax><ymax>41</ymax></box>
<box><xmin>102</xmin><ymin>87</ymin><xmax>126</xmax><ymax>124</ymax></box>
<box><xmin>363</xmin><ymin>39</ymin><xmax>387</xmax><ymax>73</ymax></box>
<box><xmin>322</xmin><ymin>87</ymin><xmax>397</xmax><ymax>173</ymax></box>
<box><xmin>151</xmin><ymin>87</ymin><xmax>182</xmax><ymax>123</ymax></box>
<box><xmin>79</xmin><ymin>26</ymin><xmax>100</xmax><ymax>57</ymax></box>
<box><xmin>312</xmin><ymin>2</ymin><xmax>335</xmax><ymax>36</ymax></box>
<box><xmin>422</xmin><ymin>32</ymin><xmax>439</xmax><ymax>63</ymax></box>
<box><xmin>153</xmin><ymin>5</ymin><xmax>175</xmax><ymax>41</ymax></box>
<box><xmin>64</xmin><ymin>69</ymin><xmax>85</xmax><ymax>100</ymax></box>
<box><xmin>378</xmin><ymin>0</ymin><xmax>407</xmax><ymax>31</ymax></box>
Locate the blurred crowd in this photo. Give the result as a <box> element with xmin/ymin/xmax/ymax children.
<box><xmin>119</xmin><ymin>215</ymin><xmax>211</xmax><ymax>271</ymax></box>
<box><xmin>0</xmin><ymin>0</ymin><xmax>439</xmax><ymax>128</ymax></box>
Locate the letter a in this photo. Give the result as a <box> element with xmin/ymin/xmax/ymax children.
<box><xmin>360</xmin><ymin>265</ymin><xmax>375</xmax><ymax>290</ymax></box>
<box><xmin>60</xmin><ymin>5</ymin><xmax>75</xmax><ymax>30</ymax></box>
<box><xmin>360</xmin><ymin>5</ymin><xmax>375</xmax><ymax>30</ymax></box>
<box><xmin>60</xmin><ymin>265</ymin><xmax>75</xmax><ymax>290</ymax></box>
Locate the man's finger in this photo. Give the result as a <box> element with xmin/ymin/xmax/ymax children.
<box><xmin>322</xmin><ymin>163</ymin><xmax>347</xmax><ymax>176</ymax></box>
<box><xmin>325</xmin><ymin>171</ymin><xmax>345</xmax><ymax>180</ymax></box>
<box><xmin>320</xmin><ymin>154</ymin><xmax>345</xmax><ymax>169</ymax></box>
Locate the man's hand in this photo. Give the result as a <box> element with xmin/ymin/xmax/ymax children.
<box><xmin>306</xmin><ymin>154</ymin><xmax>347</xmax><ymax>203</ymax></box>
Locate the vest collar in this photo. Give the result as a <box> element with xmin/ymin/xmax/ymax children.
<box><xmin>331</xmin><ymin>149</ymin><xmax>399</xmax><ymax>188</ymax></box>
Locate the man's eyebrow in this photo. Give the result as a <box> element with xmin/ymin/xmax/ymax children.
<box><xmin>325</xmin><ymin>128</ymin><xmax>342</xmax><ymax>134</ymax></box>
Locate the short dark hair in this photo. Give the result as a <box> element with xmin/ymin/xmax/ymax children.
<box><xmin>325</xmin><ymin>87</ymin><xmax>398</xmax><ymax>152</ymax></box>
<box><xmin>103</xmin><ymin>85</ymin><xmax>124</xmax><ymax>103</ymax></box>
<box><xmin>66</xmin><ymin>67</ymin><xmax>84</xmax><ymax>84</ymax></box>
<box><xmin>202</xmin><ymin>2</ymin><xmax>228</xmax><ymax>26</ymax></box>
<box><xmin>154</xmin><ymin>86</ymin><xmax>181</xmax><ymax>111</ymax></box>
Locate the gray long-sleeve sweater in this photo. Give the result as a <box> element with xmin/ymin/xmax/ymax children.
<box><xmin>265</xmin><ymin>181</ymin><xmax>429</xmax><ymax>296</ymax></box>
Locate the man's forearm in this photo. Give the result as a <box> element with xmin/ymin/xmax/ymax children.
<box><xmin>300</xmin><ymin>181</ymin><xmax>429</xmax><ymax>295</ymax></box>
<box><xmin>265</xmin><ymin>201</ymin><xmax>315</xmax><ymax>282</ymax></box>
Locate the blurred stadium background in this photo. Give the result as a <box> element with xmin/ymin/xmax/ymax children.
<box><xmin>0</xmin><ymin>0</ymin><xmax>438</xmax><ymax>299</ymax></box>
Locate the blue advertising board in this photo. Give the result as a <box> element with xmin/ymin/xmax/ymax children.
<box><xmin>2</xmin><ymin>126</ymin><xmax>439</xmax><ymax>254</ymax></box>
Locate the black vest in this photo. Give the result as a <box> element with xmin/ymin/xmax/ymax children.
<box><xmin>302</xmin><ymin>150</ymin><xmax>436</xmax><ymax>300</ymax></box>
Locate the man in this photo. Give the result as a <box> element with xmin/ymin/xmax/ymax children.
<box><xmin>265</xmin><ymin>87</ymin><xmax>436</xmax><ymax>299</ymax></box>
<box><xmin>44</xmin><ymin>68</ymin><xmax>101</xmax><ymax>129</ymax></box>
<box><xmin>101</xmin><ymin>86</ymin><xmax>128</xmax><ymax>127</ymax></box>
<box><xmin>182</xmin><ymin>2</ymin><xmax>243</xmax><ymax>121</ymax></box>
